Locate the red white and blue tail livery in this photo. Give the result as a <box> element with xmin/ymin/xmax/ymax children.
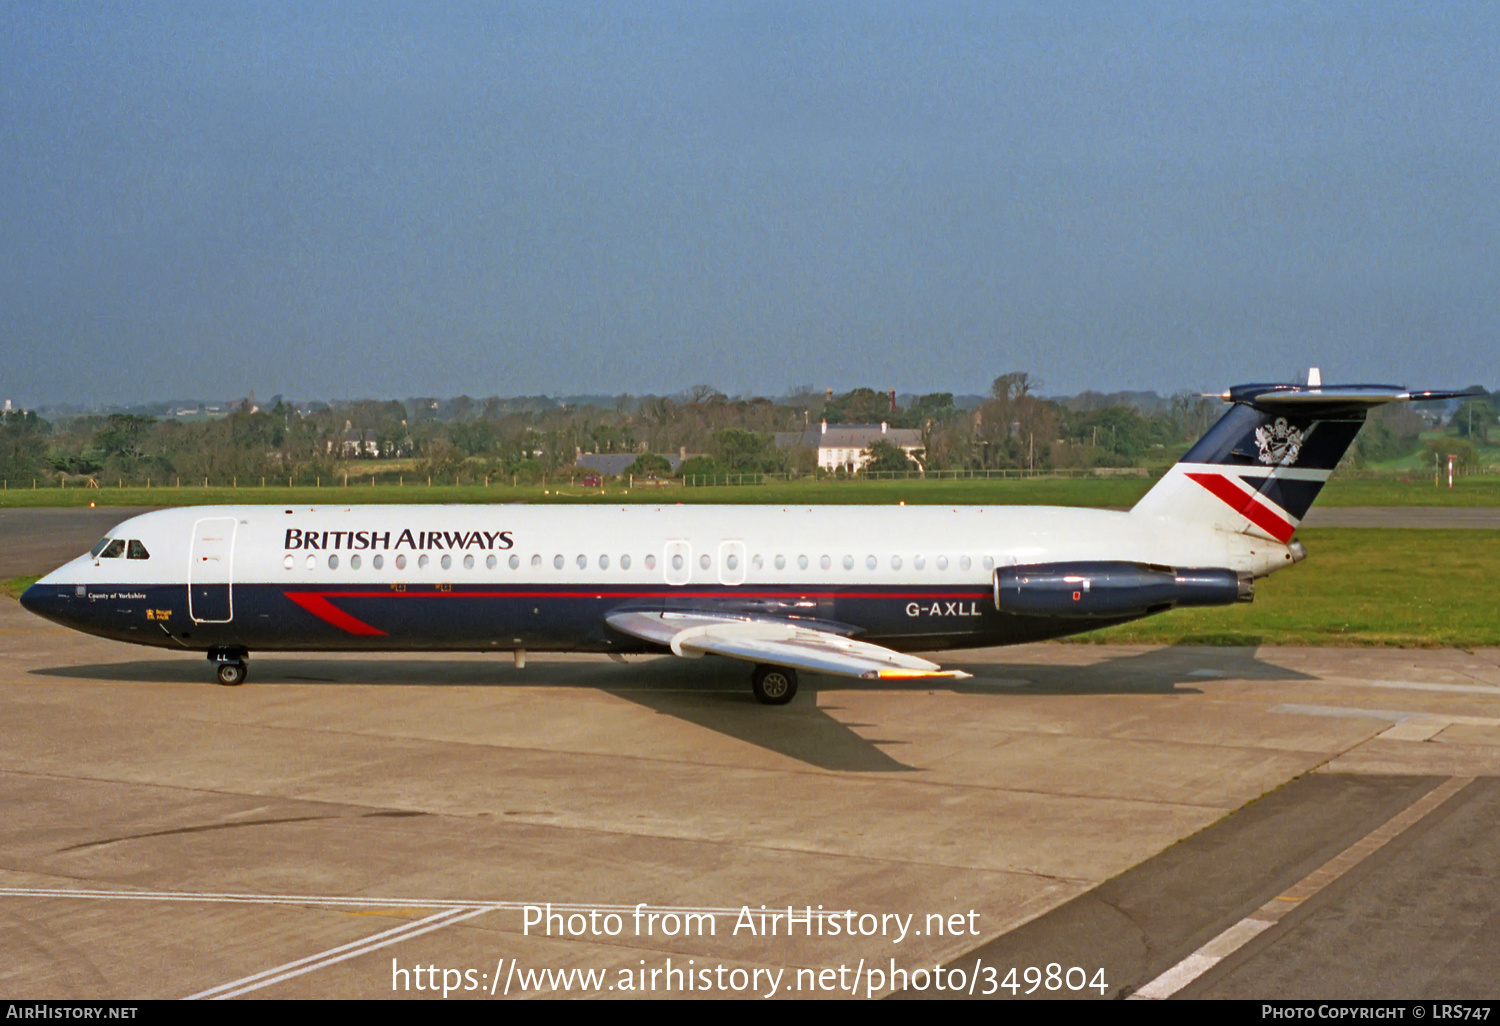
<box><xmin>1133</xmin><ymin>375</ymin><xmax>1470</xmax><ymax>543</ymax></box>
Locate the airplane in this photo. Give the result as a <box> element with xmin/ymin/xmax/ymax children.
<box><xmin>19</xmin><ymin>377</ymin><xmax>1473</xmax><ymax>704</ymax></box>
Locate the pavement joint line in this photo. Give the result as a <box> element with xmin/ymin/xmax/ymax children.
<box><xmin>0</xmin><ymin>886</ymin><xmax>913</xmax><ymax>925</ymax></box>
<box><xmin>1129</xmin><ymin>774</ymin><xmax>1474</xmax><ymax>1000</ymax></box>
<box><xmin>1272</xmin><ymin>704</ymin><xmax>1500</xmax><ymax>728</ymax></box>
<box><xmin>0</xmin><ymin>886</ymin><xmax>769</xmax><ymax>917</ymax></box>
<box><xmin>1313</xmin><ymin>678</ymin><xmax>1500</xmax><ymax>696</ymax></box>
<box><xmin>0</xmin><ymin>754</ymin><xmax>1244</xmax><ymax>817</ymax></box>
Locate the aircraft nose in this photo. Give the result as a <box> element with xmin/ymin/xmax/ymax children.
<box><xmin>19</xmin><ymin>582</ymin><xmax>68</xmax><ymax>622</ymax></box>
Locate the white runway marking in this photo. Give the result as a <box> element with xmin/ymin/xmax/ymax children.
<box><xmin>185</xmin><ymin>906</ymin><xmax>489</xmax><ymax>1000</ymax></box>
<box><xmin>1130</xmin><ymin>775</ymin><xmax>1474</xmax><ymax>1000</ymax></box>
<box><xmin>0</xmin><ymin>884</ymin><xmax>869</xmax><ymax>997</ymax></box>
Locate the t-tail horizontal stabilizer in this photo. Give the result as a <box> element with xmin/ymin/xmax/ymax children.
<box><xmin>1134</xmin><ymin>381</ymin><xmax>1479</xmax><ymax>542</ymax></box>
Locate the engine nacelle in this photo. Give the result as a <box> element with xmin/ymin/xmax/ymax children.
<box><xmin>993</xmin><ymin>561</ymin><xmax>1252</xmax><ymax>619</ymax></box>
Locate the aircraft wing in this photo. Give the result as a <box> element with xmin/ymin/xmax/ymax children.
<box><xmin>605</xmin><ymin>611</ymin><xmax>971</xmax><ymax>681</ymax></box>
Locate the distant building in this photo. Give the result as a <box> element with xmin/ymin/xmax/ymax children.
<box><xmin>775</xmin><ymin>421</ymin><xmax>923</xmax><ymax>474</ymax></box>
<box><xmin>328</xmin><ymin>420</ymin><xmax>381</xmax><ymax>457</ymax></box>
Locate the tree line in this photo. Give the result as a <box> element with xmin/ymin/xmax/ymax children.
<box><xmin>2</xmin><ymin>376</ymin><xmax>1493</xmax><ymax>485</ymax></box>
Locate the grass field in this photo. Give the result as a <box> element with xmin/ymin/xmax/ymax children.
<box><xmin>1075</xmin><ymin>528</ymin><xmax>1500</xmax><ymax>648</ymax></box>
<box><xmin>8</xmin><ymin>529</ymin><xmax>1496</xmax><ymax>647</ymax></box>
<box><xmin>2</xmin><ymin>474</ymin><xmax>1498</xmax><ymax>509</ymax></box>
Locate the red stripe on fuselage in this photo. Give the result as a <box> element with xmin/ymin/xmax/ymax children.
<box><xmin>1185</xmin><ymin>472</ymin><xmax>1297</xmax><ymax>543</ymax></box>
<box><xmin>295</xmin><ymin>589</ymin><xmax>989</xmax><ymax>600</ymax></box>
<box><xmin>283</xmin><ymin>592</ymin><xmax>388</xmax><ymax>636</ymax></box>
<box><xmin>280</xmin><ymin>587</ymin><xmax>988</xmax><ymax>636</ymax></box>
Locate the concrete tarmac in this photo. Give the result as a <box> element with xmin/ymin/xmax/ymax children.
<box><xmin>1300</xmin><ymin>506</ymin><xmax>1500</xmax><ymax>528</ymax></box>
<box><xmin>0</xmin><ymin>508</ymin><xmax>155</xmax><ymax>579</ymax></box>
<box><xmin>1</xmin><ymin>508</ymin><xmax>1498</xmax><ymax>1000</ymax></box>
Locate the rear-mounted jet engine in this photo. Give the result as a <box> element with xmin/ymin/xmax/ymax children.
<box><xmin>993</xmin><ymin>561</ymin><xmax>1253</xmax><ymax>619</ymax></box>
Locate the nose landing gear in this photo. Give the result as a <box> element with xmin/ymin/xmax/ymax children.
<box><xmin>208</xmin><ymin>647</ymin><xmax>249</xmax><ymax>687</ymax></box>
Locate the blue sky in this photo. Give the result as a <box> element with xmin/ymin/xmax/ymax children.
<box><xmin>2</xmin><ymin>2</ymin><xmax>1496</xmax><ymax>405</ymax></box>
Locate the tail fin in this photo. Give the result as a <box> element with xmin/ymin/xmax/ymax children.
<box><xmin>1133</xmin><ymin>381</ymin><xmax>1475</xmax><ymax>541</ymax></box>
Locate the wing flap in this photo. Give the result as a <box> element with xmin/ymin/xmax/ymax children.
<box><xmin>605</xmin><ymin>611</ymin><xmax>970</xmax><ymax>681</ymax></box>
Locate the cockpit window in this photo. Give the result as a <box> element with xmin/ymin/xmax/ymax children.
<box><xmin>98</xmin><ymin>539</ymin><xmax>126</xmax><ymax>559</ymax></box>
<box><xmin>90</xmin><ymin>537</ymin><xmax>112</xmax><ymax>558</ymax></box>
<box><xmin>127</xmin><ymin>540</ymin><xmax>150</xmax><ymax>560</ymax></box>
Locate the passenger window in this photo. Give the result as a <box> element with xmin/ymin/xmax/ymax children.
<box><xmin>621</xmin><ymin>555</ymin><xmax>631</xmax><ymax>570</ymax></box>
<box><xmin>127</xmin><ymin>540</ymin><xmax>150</xmax><ymax>559</ymax></box>
<box><xmin>99</xmin><ymin>540</ymin><xmax>126</xmax><ymax>559</ymax></box>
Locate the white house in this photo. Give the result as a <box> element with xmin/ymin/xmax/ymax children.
<box><xmin>775</xmin><ymin>421</ymin><xmax>924</xmax><ymax>474</ymax></box>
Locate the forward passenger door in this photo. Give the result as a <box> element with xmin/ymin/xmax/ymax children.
<box><xmin>189</xmin><ymin>517</ymin><xmax>237</xmax><ymax>622</ymax></box>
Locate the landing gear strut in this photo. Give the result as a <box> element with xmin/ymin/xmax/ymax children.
<box><xmin>208</xmin><ymin>647</ymin><xmax>249</xmax><ymax>687</ymax></box>
<box><xmin>751</xmin><ymin>664</ymin><xmax>798</xmax><ymax>705</ymax></box>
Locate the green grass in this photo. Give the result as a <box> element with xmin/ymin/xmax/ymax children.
<box><xmin>2</xmin><ymin>575</ymin><xmax>40</xmax><ymax>599</ymax></box>
<box><xmin>1074</xmin><ymin>528</ymin><xmax>1500</xmax><ymax>647</ymax></box>
<box><xmin>2</xmin><ymin>473</ymin><xmax>1498</xmax><ymax>509</ymax></box>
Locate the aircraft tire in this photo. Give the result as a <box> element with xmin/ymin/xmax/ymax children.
<box><xmin>216</xmin><ymin>662</ymin><xmax>247</xmax><ymax>687</ymax></box>
<box><xmin>751</xmin><ymin>664</ymin><xmax>797</xmax><ymax>705</ymax></box>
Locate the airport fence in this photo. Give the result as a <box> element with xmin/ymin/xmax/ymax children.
<box><xmin>680</xmin><ymin>467</ymin><xmax>1161</xmax><ymax>487</ymax></box>
<box><xmin>4</xmin><ymin>464</ymin><xmax>1496</xmax><ymax>492</ymax></box>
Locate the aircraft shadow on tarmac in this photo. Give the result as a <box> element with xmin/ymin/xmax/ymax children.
<box><xmin>30</xmin><ymin>646</ymin><xmax>1315</xmax><ymax>773</ymax></box>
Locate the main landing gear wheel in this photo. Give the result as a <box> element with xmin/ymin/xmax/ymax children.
<box><xmin>751</xmin><ymin>664</ymin><xmax>798</xmax><ymax>705</ymax></box>
<box><xmin>209</xmin><ymin>647</ymin><xmax>249</xmax><ymax>687</ymax></box>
